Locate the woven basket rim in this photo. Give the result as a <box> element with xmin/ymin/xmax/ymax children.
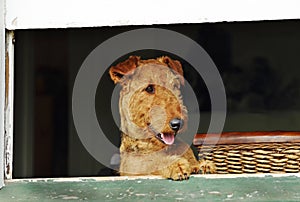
<box><xmin>194</xmin><ymin>131</ymin><xmax>300</xmax><ymax>146</ymax></box>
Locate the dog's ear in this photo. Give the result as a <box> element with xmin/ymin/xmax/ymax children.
<box><xmin>109</xmin><ymin>56</ymin><xmax>140</xmax><ymax>84</ymax></box>
<box><xmin>159</xmin><ymin>56</ymin><xmax>184</xmax><ymax>85</ymax></box>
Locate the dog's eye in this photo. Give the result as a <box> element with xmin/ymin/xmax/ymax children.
<box><xmin>145</xmin><ymin>84</ymin><xmax>155</xmax><ymax>94</ymax></box>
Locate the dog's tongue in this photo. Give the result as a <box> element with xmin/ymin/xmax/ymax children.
<box><xmin>161</xmin><ymin>133</ymin><xmax>175</xmax><ymax>145</ymax></box>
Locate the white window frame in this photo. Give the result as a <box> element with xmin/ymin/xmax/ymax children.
<box><xmin>1</xmin><ymin>0</ymin><xmax>300</xmax><ymax>188</ymax></box>
<box><xmin>0</xmin><ymin>0</ymin><xmax>5</xmax><ymax>189</ymax></box>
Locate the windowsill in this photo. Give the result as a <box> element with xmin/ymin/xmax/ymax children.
<box><xmin>2</xmin><ymin>174</ymin><xmax>300</xmax><ymax>200</ymax></box>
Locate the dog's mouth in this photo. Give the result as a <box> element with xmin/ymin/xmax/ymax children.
<box><xmin>155</xmin><ymin>132</ymin><xmax>176</xmax><ymax>145</ymax></box>
<box><xmin>148</xmin><ymin>124</ymin><xmax>176</xmax><ymax>145</ymax></box>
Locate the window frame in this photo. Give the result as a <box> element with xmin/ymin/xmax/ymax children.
<box><xmin>0</xmin><ymin>0</ymin><xmax>4</xmax><ymax>189</ymax></box>
<box><xmin>1</xmin><ymin>0</ymin><xmax>300</xmax><ymax>188</ymax></box>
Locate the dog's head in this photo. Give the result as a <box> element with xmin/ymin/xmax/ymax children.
<box><xmin>109</xmin><ymin>56</ymin><xmax>187</xmax><ymax>145</ymax></box>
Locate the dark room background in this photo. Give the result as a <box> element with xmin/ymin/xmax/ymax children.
<box><xmin>13</xmin><ymin>20</ymin><xmax>300</xmax><ymax>178</ymax></box>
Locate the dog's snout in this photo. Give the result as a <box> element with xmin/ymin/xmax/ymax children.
<box><xmin>169</xmin><ymin>118</ymin><xmax>184</xmax><ymax>132</ymax></box>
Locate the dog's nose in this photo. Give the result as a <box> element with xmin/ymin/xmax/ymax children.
<box><xmin>169</xmin><ymin>118</ymin><xmax>184</xmax><ymax>132</ymax></box>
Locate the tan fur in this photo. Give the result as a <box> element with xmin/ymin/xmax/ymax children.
<box><xmin>109</xmin><ymin>56</ymin><xmax>215</xmax><ymax>180</ymax></box>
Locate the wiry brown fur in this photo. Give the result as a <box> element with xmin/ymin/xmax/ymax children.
<box><xmin>109</xmin><ymin>56</ymin><xmax>215</xmax><ymax>180</ymax></box>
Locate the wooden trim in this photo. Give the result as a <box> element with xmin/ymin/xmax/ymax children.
<box><xmin>194</xmin><ymin>131</ymin><xmax>300</xmax><ymax>145</ymax></box>
<box><xmin>5</xmin><ymin>0</ymin><xmax>300</xmax><ymax>30</ymax></box>
<box><xmin>0</xmin><ymin>0</ymin><xmax>5</xmax><ymax>188</ymax></box>
<box><xmin>5</xmin><ymin>173</ymin><xmax>300</xmax><ymax>183</ymax></box>
<box><xmin>4</xmin><ymin>31</ymin><xmax>14</xmax><ymax>180</ymax></box>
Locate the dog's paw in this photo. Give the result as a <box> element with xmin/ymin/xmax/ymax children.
<box><xmin>164</xmin><ymin>159</ymin><xmax>192</xmax><ymax>181</ymax></box>
<box><xmin>198</xmin><ymin>159</ymin><xmax>216</xmax><ymax>174</ymax></box>
<box><xmin>170</xmin><ymin>170</ymin><xmax>190</xmax><ymax>181</ymax></box>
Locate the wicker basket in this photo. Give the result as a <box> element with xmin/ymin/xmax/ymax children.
<box><xmin>194</xmin><ymin>132</ymin><xmax>300</xmax><ymax>174</ymax></box>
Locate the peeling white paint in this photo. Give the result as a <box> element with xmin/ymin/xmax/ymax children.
<box><xmin>5</xmin><ymin>173</ymin><xmax>300</xmax><ymax>184</ymax></box>
<box><xmin>0</xmin><ymin>0</ymin><xmax>5</xmax><ymax>189</ymax></box>
<box><xmin>4</xmin><ymin>31</ymin><xmax>14</xmax><ymax>180</ymax></box>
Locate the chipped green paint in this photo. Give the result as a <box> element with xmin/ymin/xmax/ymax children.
<box><xmin>1</xmin><ymin>175</ymin><xmax>300</xmax><ymax>201</ymax></box>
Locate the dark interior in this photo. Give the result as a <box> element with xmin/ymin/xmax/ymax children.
<box><xmin>13</xmin><ymin>20</ymin><xmax>300</xmax><ymax>178</ymax></box>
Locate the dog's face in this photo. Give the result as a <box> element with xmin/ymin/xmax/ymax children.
<box><xmin>109</xmin><ymin>56</ymin><xmax>187</xmax><ymax>145</ymax></box>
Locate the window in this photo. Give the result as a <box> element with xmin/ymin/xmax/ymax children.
<box><xmin>1</xmin><ymin>0</ymin><xmax>300</xmax><ymax>188</ymax></box>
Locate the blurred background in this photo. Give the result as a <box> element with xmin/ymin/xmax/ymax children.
<box><xmin>13</xmin><ymin>20</ymin><xmax>300</xmax><ymax>178</ymax></box>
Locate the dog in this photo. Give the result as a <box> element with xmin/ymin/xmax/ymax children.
<box><xmin>109</xmin><ymin>56</ymin><xmax>215</xmax><ymax>180</ymax></box>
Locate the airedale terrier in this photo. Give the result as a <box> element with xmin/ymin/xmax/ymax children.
<box><xmin>109</xmin><ymin>56</ymin><xmax>215</xmax><ymax>180</ymax></box>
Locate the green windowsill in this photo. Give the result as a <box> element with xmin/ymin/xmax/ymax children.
<box><xmin>1</xmin><ymin>174</ymin><xmax>300</xmax><ymax>201</ymax></box>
